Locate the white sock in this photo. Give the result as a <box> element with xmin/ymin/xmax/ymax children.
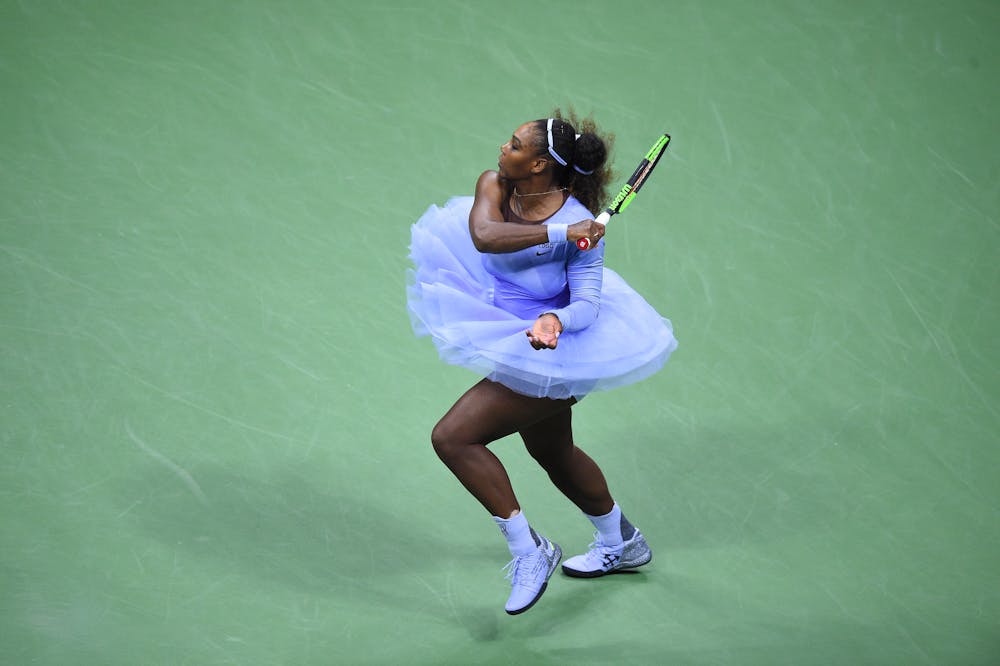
<box><xmin>493</xmin><ymin>511</ymin><xmax>539</xmax><ymax>557</ymax></box>
<box><xmin>586</xmin><ymin>503</ymin><xmax>624</xmax><ymax>547</ymax></box>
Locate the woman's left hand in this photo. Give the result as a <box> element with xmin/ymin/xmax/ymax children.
<box><xmin>526</xmin><ymin>313</ymin><xmax>563</xmax><ymax>350</ymax></box>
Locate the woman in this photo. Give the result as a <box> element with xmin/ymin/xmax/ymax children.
<box><xmin>407</xmin><ymin>111</ymin><xmax>677</xmax><ymax>615</ymax></box>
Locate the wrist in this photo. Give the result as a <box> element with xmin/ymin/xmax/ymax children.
<box><xmin>539</xmin><ymin>312</ymin><xmax>563</xmax><ymax>331</ymax></box>
<box><xmin>546</xmin><ymin>224</ymin><xmax>568</xmax><ymax>244</ymax></box>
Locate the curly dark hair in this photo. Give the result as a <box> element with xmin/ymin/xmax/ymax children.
<box><xmin>530</xmin><ymin>108</ymin><xmax>615</xmax><ymax>215</ymax></box>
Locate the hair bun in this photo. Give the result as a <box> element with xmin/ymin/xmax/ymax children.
<box><xmin>572</xmin><ymin>132</ymin><xmax>606</xmax><ymax>176</ymax></box>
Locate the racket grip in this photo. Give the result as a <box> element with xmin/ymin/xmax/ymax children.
<box><xmin>576</xmin><ymin>211</ymin><xmax>612</xmax><ymax>250</ymax></box>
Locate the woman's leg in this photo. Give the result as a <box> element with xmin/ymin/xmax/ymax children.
<box><xmin>521</xmin><ymin>409</ymin><xmax>653</xmax><ymax>577</ymax></box>
<box><xmin>519</xmin><ymin>408</ymin><xmax>614</xmax><ymax>517</ymax></box>
<box><xmin>431</xmin><ymin>379</ymin><xmax>574</xmax><ymax>517</ymax></box>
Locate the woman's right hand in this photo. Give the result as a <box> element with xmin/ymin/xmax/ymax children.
<box><xmin>568</xmin><ymin>219</ymin><xmax>605</xmax><ymax>250</ymax></box>
<box><xmin>526</xmin><ymin>313</ymin><xmax>563</xmax><ymax>350</ymax></box>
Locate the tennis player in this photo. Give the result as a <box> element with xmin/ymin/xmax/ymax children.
<box><xmin>407</xmin><ymin>111</ymin><xmax>677</xmax><ymax>614</ymax></box>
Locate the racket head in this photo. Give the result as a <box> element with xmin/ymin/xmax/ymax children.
<box><xmin>617</xmin><ymin>133</ymin><xmax>670</xmax><ymax>213</ymax></box>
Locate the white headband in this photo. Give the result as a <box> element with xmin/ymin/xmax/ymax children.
<box><xmin>546</xmin><ymin>118</ymin><xmax>568</xmax><ymax>166</ymax></box>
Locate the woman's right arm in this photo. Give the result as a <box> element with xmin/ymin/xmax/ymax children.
<box><xmin>468</xmin><ymin>171</ymin><xmax>606</xmax><ymax>253</ymax></box>
<box><xmin>468</xmin><ymin>171</ymin><xmax>548</xmax><ymax>253</ymax></box>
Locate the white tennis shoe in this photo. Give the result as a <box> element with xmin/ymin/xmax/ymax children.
<box><xmin>502</xmin><ymin>535</ymin><xmax>562</xmax><ymax>615</ymax></box>
<box><xmin>561</xmin><ymin>529</ymin><xmax>652</xmax><ymax>578</ymax></box>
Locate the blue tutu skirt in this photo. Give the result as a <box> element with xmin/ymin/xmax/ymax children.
<box><xmin>406</xmin><ymin>196</ymin><xmax>678</xmax><ymax>399</ymax></box>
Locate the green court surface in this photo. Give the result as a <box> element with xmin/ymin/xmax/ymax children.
<box><xmin>2</xmin><ymin>1</ymin><xmax>998</xmax><ymax>664</ymax></box>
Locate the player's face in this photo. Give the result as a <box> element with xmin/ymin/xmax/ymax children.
<box><xmin>498</xmin><ymin>123</ymin><xmax>543</xmax><ymax>179</ymax></box>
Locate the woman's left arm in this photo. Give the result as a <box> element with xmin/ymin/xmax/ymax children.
<box><xmin>550</xmin><ymin>242</ymin><xmax>604</xmax><ymax>331</ymax></box>
<box><xmin>529</xmin><ymin>242</ymin><xmax>604</xmax><ymax>343</ymax></box>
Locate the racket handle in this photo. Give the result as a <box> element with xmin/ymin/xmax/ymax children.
<box><xmin>576</xmin><ymin>211</ymin><xmax>612</xmax><ymax>250</ymax></box>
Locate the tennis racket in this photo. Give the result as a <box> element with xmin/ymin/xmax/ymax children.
<box><xmin>577</xmin><ymin>133</ymin><xmax>671</xmax><ymax>250</ymax></box>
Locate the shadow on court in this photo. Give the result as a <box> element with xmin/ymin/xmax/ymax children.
<box><xmin>115</xmin><ymin>464</ymin><xmax>454</xmax><ymax>615</ymax></box>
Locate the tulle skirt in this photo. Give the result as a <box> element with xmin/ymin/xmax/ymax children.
<box><xmin>406</xmin><ymin>196</ymin><xmax>677</xmax><ymax>399</ymax></box>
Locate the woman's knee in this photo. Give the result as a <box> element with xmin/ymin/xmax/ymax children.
<box><xmin>430</xmin><ymin>420</ymin><xmax>454</xmax><ymax>460</ymax></box>
<box><xmin>432</xmin><ymin>417</ymin><xmax>474</xmax><ymax>463</ymax></box>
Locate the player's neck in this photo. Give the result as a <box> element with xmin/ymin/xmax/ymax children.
<box><xmin>512</xmin><ymin>179</ymin><xmax>565</xmax><ymax>198</ymax></box>
<box><xmin>510</xmin><ymin>186</ymin><xmax>565</xmax><ymax>220</ymax></box>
